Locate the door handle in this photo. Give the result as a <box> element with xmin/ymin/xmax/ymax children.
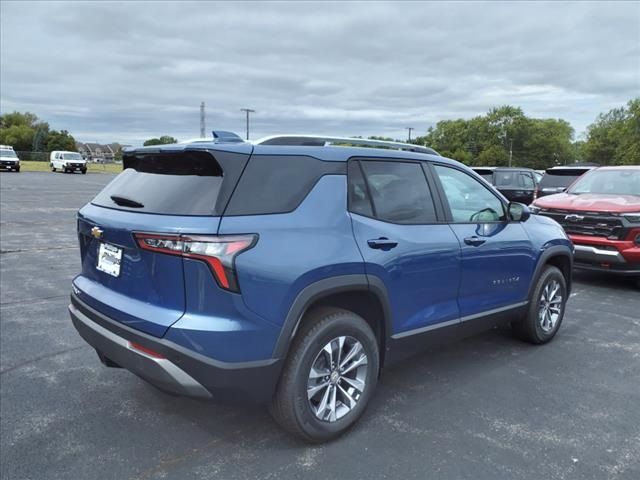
<box><xmin>367</xmin><ymin>237</ymin><xmax>398</xmax><ymax>250</ymax></box>
<box><xmin>464</xmin><ymin>236</ymin><xmax>486</xmax><ymax>247</ymax></box>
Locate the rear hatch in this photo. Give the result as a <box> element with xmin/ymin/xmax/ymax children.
<box><xmin>537</xmin><ymin>167</ymin><xmax>593</xmax><ymax>197</ymax></box>
<box><xmin>74</xmin><ymin>144</ymin><xmax>252</xmax><ymax>337</ymax></box>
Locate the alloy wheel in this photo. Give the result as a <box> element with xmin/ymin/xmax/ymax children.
<box><xmin>539</xmin><ymin>279</ymin><xmax>562</xmax><ymax>333</ymax></box>
<box><xmin>307</xmin><ymin>336</ymin><xmax>368</xmax><ymax>422</ymax></box>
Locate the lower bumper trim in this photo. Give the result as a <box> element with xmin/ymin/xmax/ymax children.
<box><xmin>70</xmin><ymin>303</ymin><xmax>212</xmax><ymax>398</ymax></box>
<box><xmin>573</xmin><ymin>262</ymin><xmax>640</xmax><ymax>276</ymax></box>
<box><xmin>573</xmin><ymin>244</ymin><xmax>626</xmax><ymax>264</ymax></box>
<box><xmin>69</xmin><ymin>293</ymin><xmax>283</xmax><ymax>403</ymax></box>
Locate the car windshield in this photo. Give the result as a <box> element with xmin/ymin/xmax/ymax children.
<box><xmin>568</xmin><ymin>169</ymin><xmax>640</xmax><ymax>196</ymax></box>
<box><xmin>0</xmin><ymin>150</ymin><xmax>17</xmax><ymax>158</ymax></box>
<box><xmin>63</xmin><ymin>153</ymin><xmax>83</xmax><ymax>160</ymax></box>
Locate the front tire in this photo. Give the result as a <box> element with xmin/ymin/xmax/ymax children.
<box><xmin>270</xmin><ymin>307</ymin><xmax>379</xmax><ymax>443</ymax></box>
<box><xmin>512</xmin><ymin>265</ymin><xmax>567</xmax><ymax>344</ymax></box>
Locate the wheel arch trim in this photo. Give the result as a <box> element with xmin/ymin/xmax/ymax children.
<box><xmin>529</xmin><ymin>244</ymin><xmax>573</xmax><ymax>299</ymax></box>
<box><xmin>272</xmin><ymin>274</ymin><xmax>393</xmax><ymax>360</ymax></box>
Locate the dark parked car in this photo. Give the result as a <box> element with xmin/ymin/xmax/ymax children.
<box><xmin>69</xmin><ymin>133</ymin><xmax>573</xmax><ymax>442</ymax></box>
<box><xmin>472</xmin><ymin>167</ymin><xmax>538</xmax><ymax>204</ymax></box>
<box><xmin>535</xmin><ymin>165</ymin><xmax>598</xmax><ymax>200</ymax></box>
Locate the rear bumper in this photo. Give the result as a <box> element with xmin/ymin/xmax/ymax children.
<box><xmin>69</xmin><ymin>293</ymin><xmax>282</xmax><ymax>403</ymax></box>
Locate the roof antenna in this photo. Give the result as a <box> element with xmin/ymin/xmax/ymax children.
<box><xmin>200</xmin><ymin>102</ymin><xmax>206</xmax><ymax>138</ymax></box>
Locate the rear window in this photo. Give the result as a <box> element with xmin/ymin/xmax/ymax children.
<box><xmin>538</xmin><ymin>169</ymin><xmax>590</xmax><ymax>189</ymax></box>
<box><xmin>494</xmin><ymin>171</ymin><xmax>534</xmax><ymax>188</ymax></box>
<box><xmin>472</xmin><ymin>169</ymin><xmax>495</xmax><ymax>184</ymax></box>
<box><xmin>92</xmin><ymin>150</ymin><xmax>247</xmax><ymax>215</ymax></box>
<box><xmin>357</xmin><ymin>160</ymin><xmax>437</xmax><ymax>224</ymax></box>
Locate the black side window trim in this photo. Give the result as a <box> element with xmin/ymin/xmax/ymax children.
<box><xmin>427</xmin><ymin>162</ymin><xmax>508</xmax><ymax>224</ymax></box>
<box><xmin>224</xmin><ymin>155</ymin><xmax>346</xmax><ymax>217</ymax></box>
<box><xmin>347</xmin><ymin>157</ymin><xmax>445</xmax><ymax>225</ymax></box>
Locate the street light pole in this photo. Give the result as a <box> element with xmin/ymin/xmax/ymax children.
<box><xmin>509</xmin><ymin>138</ymin><xmax>513</xmax><ymax>167</ymax></box>
<box><xmin>406</xmin><ymin>127</ymin><xmax>414</xmax><ymax>142</ymax></box>
<box><xmin>240</xmin><ymin>108</ymin><xmax>255</xmax><ymax>140</ymax></box>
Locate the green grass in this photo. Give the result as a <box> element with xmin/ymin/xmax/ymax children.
<box><xmin>18</xmin><ymin>161</ymin><xmax>122</xmax><ymax>174</ymax></box>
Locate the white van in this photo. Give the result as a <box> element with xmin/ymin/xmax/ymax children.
<box><xmin>0</xmin><ymin>145</ymin><xmax>20</xmax><ymax>172</ymax></box>
<box><xmin>50</xmin><ymin>151</ymin><xmax>87</xmax><ymax>174</ymax></box>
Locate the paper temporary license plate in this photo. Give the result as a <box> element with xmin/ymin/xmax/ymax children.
<box><xmin>96</xmin><ymin>242</ymin><xmax>123</xmax><ymax>277</ymax></box>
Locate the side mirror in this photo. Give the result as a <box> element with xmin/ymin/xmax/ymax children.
<box><xmin>508</xmin><ymin>202</ymin><xmax>530</xmax><ymax>222</ymax></box>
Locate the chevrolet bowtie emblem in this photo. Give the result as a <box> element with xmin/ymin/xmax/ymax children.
<box><xmin>91</xmin><ymin>226</ymin><xmax>103</xmax><ymax>239</ymax></box>
<box><xmin>564</xmin><ymin>214</ymin><xmax>584</xmax><ymax>222</ymax></box>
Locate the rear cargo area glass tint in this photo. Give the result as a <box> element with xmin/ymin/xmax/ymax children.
<box><xmin>539</xmin><ymin>171</ymin><xmax>586</xmax><ymax>189</ymax></box>
<box><xmin>92</xmin><ymin>151</ymin><xmax>225</xmax><ymax>215</ymax></box>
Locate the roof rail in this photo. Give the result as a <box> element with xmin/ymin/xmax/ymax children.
<box><xmin>253</xmin><ymin>135</ymin><xmax>439</xmax><ymax>156</ymax></box>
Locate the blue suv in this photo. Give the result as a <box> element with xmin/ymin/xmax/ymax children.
<box><xmin>69</xmin><ymin>133</ymin><xmax>573</xmax><ymax>442</ymax></box>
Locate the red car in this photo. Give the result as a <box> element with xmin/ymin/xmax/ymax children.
<box><xmin>530</xmin><ymin>166</ymin><xmax>640</xmax><ymax>282</ymax></box>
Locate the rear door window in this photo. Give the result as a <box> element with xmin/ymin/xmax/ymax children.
<box><xmin>356</xmin><ymin>160</ymin><xmax>437</xmax><ymax>224</ymax></box>
<box><xmin>92</xmin><ymin>150</ymin><xmax>248</xmax><ymax>215</ymax></box>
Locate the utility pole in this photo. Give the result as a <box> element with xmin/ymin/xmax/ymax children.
<box><xmin>406</xmin><ymin>127</ymin><xmax>414</xmax><ymax>142</ymax></box>
<box><xmin>509</xmin><ymin>138</ymin><xmax>513</xmax><ymax>167</ymax></box>
<box><xmin>240</xmin><ymin>108</ymin><xmax>255</xmax><ymax>140</ymax></box>
<box><xmin>200</xmin><ymin>102</ymin><xmax>206</xmax><ymax>138</ymax></box>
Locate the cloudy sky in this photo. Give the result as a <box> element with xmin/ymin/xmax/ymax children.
<box><xmin>1</xmin><ymin>1</ymin><xmax>638</xmax><ymax>146</ymax></box>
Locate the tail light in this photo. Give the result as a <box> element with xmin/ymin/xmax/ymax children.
<box><xmin>134</xmin><ymin>233</ymin><xmax>257</xmax><ymax>292</ymax></box>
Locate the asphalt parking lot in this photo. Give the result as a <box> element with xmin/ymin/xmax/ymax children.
<box><xmin>1</xmin><ymin>171</ymin><xmax>639</xmax><ymax>480</ymax></box>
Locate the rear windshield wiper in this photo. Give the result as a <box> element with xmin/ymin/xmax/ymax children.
<box><xmin>110</xmin><ymin>195</ymin><xmax>144</xmax><ymax>208</ymax></box>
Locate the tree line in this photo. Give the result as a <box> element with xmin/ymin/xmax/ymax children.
<box><xmin>411</xmin><ymin>98</ymin><xmax>639</xmax><ymax>168</ymax></box>
<box><xmin>0</xmin><ymin>112</ymin><xmax>77</xmax><ymax>153</ymax></box>
<box><xmin>2</xmin><ymin>98</ymin><xmax>638</xmax><ymax>167</ymax></box>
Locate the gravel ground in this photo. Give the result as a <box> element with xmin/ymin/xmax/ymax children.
<box><xmin>1</xmin><ymin>171</ymin><xmax>639</xmax><ymax>480</ymax></box>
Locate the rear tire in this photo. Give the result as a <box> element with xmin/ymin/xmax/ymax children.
<box><xmin>512</xmin><ymin>265</ymin><xmax>567</xmax><ymax>344</ymax></box>
<box><xmin>270</xmin><ymin>307</ymin><xmax>379</xmax><ymax>443</ymax></box>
